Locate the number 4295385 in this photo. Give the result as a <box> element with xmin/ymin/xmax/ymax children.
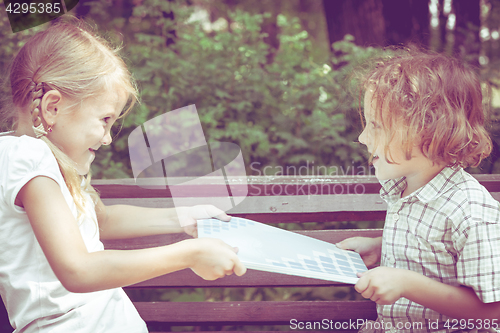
<box><xmin>5</xmin><ymin>2</ymin><xmax>61</xmax><ymax>14</ymax></box>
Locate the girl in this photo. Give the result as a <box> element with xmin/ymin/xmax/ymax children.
<box><xmin>0</xmin><ymin>20</ymin><xmax>246</xmax><ymax>332</ymax></box>
<box><xmin>338</xmin><ymin>50</ymin><xmax>500</xmax><ymax>332</ymax></box>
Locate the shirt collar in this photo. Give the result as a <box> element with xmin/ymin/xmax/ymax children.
<box><xmin>380</xmin><ymin>166</ymin><xmax>462</xmax><ymax>205</ymax></box>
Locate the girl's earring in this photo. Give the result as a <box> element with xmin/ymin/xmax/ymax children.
<box><xmin>47</xmin><ymin>125</ymin><xmax>53</xmax><ymax>133</ymax></box>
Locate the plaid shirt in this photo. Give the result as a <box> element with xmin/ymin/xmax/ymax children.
<box><xmin>361</xmin><ymin>167</ymin><xmax>500</xmax><ymax>333</ymax></box>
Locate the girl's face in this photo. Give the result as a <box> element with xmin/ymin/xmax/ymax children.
<box><xmin>47</xmin><ymin>90</ymin><xmax>127</xmax><ymax>175</ymax></box>
<box><xmin>358</xmin><ymin>90</ymin><xmax>444</xmax><ymax>195</ymax></box>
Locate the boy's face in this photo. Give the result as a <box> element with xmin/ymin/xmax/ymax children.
<box><xmin>358</xmin><ymin>91</ymin><xmax>441</xmax><ymax>186</ymax></box>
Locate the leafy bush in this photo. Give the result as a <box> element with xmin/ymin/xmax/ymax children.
<box><xmin>88</xmin><ymin>0</ymin><xmax>384</xmax><ymax>179</ymax></box>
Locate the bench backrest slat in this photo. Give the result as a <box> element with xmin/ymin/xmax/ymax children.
<box><xmin>134</xmin><ymin>300</ymin><xmax>377</xmax><ymax>325</ymax></box>
<box><xmin>103</xmin><ymin>229</ymin><xmax>383</xmax><ymax>288</ymax></box>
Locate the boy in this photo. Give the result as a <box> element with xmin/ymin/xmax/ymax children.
<box><xmin>338</xmin><ymin>50</ymin><xmax>500</xmax><ymax>332</ymax></box>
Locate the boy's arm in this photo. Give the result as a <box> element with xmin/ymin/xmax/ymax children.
<box><xmin>95</xmin><ymin>198</ymin><xmax>230</xmax><ymax>240</ymax></box>
<box><xmin>356</xmin><ymin>267</ymin><xmax>500</xmax><ymax>320</ymax></box>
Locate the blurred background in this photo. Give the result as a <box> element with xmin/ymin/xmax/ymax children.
<box><xmin>1</xmin><ymin>0</ymin><xmax>500</xmax><ymax>331</ymax></box>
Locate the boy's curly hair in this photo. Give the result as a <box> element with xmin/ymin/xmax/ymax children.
<box><xmin>362</xmin><ymin>48</ymin><xmax>492</xmax><ymax>168</ymax></box>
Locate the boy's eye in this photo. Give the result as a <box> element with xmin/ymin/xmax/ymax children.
<box><xmin>371</xmin><ymin>121</ymin><xmax>380</xmax><ymax>129</ymax></box>
<box><xmin>102</xmin><ymin>117</ymin><xmax>111</xmax><ymax>124</ymax></box>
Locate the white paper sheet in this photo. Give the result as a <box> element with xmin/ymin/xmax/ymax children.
<box><xmin>197</xmin><ymin>217</ymin><xmax>368</xmax><ymax>284</ymax></box>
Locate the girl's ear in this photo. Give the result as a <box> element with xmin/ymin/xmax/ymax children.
<box><xmin>40</xmin><ymin>90</ymin><xmax>63</xmax><ymax>125</ymax></box>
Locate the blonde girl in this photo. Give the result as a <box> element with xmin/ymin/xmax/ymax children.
<box><xmin>0</xmin><ymin>20</ymin><xmax>245</xmax><ymax>333</ymax></box>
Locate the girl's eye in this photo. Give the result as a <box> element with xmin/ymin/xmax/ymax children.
<box><xmin>371</xmin><ymin>121</ymin><xmax>380</xmax><ymax>129</ymax></box>
<box><xmin>102</xmin><ymin>117</ymin><xmax>111</xmax><ymax>124</ymax></box>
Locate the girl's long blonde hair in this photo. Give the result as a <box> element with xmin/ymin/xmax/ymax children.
<box><xmin>4</xmin><ymin>18</ymin><xmax>138</xmax><ymax>218</ymax></box>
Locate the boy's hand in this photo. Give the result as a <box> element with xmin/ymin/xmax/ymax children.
<box><xmin>177</xmin><ymin>205</ymin><xmax>231</xmax><ymax>238</ymax></box>
<box><xmin>337</xmin><ymin>236</ymin><xmax>382</xmax><ymax>268</ymax></box>
<box><xmin>355</xmin><ymin>267</ymin><xmax>410</xmax><ymax>305</ymax></box>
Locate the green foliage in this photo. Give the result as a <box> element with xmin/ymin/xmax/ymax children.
<box><xmin>0</xmin><ymin>11</ymin><xmax>45</xmax><ymax>132</ymax></box>
<box><xmin>83</xmin><ymin>0</ymin><xmax>385</xmax><ymax>179</ymax></box>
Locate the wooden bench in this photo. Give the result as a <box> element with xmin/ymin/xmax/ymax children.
<box><xmin>0</xmin><ymin>175</ymin><xmax>475</xmax><ymax>332</ymax></box>
<box><xmin>94</xmin><ymin>174</ymin><xmax>500</xmax><ymax>332</ymax></box>
<box><xmin>0</xmin><ymin>175</ymin><xmax>497</xmax><ymax>332</ymax></box>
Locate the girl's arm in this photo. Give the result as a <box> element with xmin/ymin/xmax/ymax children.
<box><xmin>356</xmin><ymin>267</ymin><xmax>500</xmax><ymax>319</ymax></box>
<box><xmin>95</xmin><ymin>199</ymin><xmax>226</xmax><ymax>239</ymax></box>
<box><xmin>18</xmin><ymin>176</ymin><xmax>246</xmax><ymax>293</ymax></box>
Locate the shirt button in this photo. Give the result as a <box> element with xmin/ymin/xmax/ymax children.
<box><xmin>387</xmin><ymin>256</ymin><xmax>396</xmax><ymax>265</ymax></box>
<box><xmin>392</xmin><ymin>213</ymin><xmax>399</xmax><ymax>222</ymax></box>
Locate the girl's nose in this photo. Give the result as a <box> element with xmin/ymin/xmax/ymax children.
<box><xmin>101</xmin><ymin>132</ymin><xmax>112</xmax><ymax>145</ymax></box>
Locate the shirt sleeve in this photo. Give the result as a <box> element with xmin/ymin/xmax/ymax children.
<box><xmin>2</xmin><ymin>136</ymin><xmax>63</xmax><ymax>213</ymax></box>
<box><xmin>454</xmin><ymin>220</ymin><xmax>500</xmax><ymax>303</ymax></box>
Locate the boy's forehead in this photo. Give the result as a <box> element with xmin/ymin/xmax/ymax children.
<box><xmin>363</xmin><ymin>90</ymin><xmax>376</xmax><ymax>119</ymax></box>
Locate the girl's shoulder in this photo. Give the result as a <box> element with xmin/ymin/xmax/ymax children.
<box><xmin>0</xmin><ymin>134</ymin><xmax>65</xmax><ymax>210</ymax></box>
<box><xmin>0</xmin><ymin>134</ymin><xmax>58</xmax><ymax>178</ymax></box>
<box><xmin>0</xmin><ymin>134</ymin><xmax>51</xmax><ymax>156</ymax></box>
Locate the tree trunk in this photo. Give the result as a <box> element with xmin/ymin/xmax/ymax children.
<box><xmin>381</xmin><ymin>0</ymin><xmax>413</xmax><ymax>45</ymax></box>
<box><xmin>380</xmin><ymin>0</ymin><xmax>431</xmax><ymax>47</ymax></box>
<box><xmin>410</xmin><ymin>0</ymin><xmax>431</xmax><ymax>47</ymax></box>
<box><xmin>437</xmin><ymin>0</ymin><xmax>449</xmax><ymax>52</ymax></box>
<box><xmin>323</xmin><ymin>0</ymin><xmax>385</xmax><ymax>48</ymax></box>
<box><xmin>259</xmin><ymin>0</ymin><xmax>281</xmax><ymax>63</ymax></box>
<box><xmin>453</xmin><ymin>0</ymin><xmax>480</xmax><ymax>66</ymax></box>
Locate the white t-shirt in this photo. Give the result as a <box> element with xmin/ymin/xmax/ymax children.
<box><xmin>0</xmin><ymin>134</ymin><xmax>148</xmax><ymax>333</ymax></box>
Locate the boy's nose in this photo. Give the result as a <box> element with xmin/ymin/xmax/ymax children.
<box><xmin>358</xmin><ymin>128</ymin><xmax>367</xmax><ymax>145</ymax></box>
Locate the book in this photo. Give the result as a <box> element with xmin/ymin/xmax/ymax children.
<box><xmin>197</xmin><ymin>217</ymin><xmax>368</xmax><ymax>284</ymax></box>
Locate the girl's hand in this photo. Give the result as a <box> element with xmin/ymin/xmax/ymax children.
<box><xmin>187</xmin><ymin>238</ymin><xmax>246</xmax><ymax>280</ymax></box>
<box><xmin>177</xmin><ymin>205</ymin><xmax>231</xmax><ymax>238</ymax></box>
<box><xmin>336</xmin><ymin>236</ymin><xmax>382</xmax><ymax>268</ymax></box>
<box><xmin>355</xmin><ymin>267</ymin><xmax>410</xmax><ymax>305</ymax></box>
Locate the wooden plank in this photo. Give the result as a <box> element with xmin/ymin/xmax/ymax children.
<box><xmin>105</xmin><ymin>229</ymin><xmax>383</xmax><ymax>288</ymax></box>
<box><xmin>222</xmin><ymin>211</ymin><xmax>386</xmax><ymax>223</ymax></box>
<box><xmin>92</xmin><ymin>176</ymin><xmax>383</xmax><ymax>198</ymax></box>
<box><xmin>101</xmin><ymin>194</ymin><xmax>388</xmax><ymax>222</ymax></box>
<box><xmin>127</xmin><ymin>267</ymin><xmax>362</xmax><ymax>289</ymax></box>
<box><xmin>92</xmin><ymin>174</ymin><xmax>500</xmax><ymax>198</ymax></box>
<box><xmin>95</xmin><ymin>183</ymin><xmax>379</xmax><ymax>199</ymax></box>
<box><xmin>104</xmin><ymin>229</ymin><xmax>383</xmax><ymax>250</ymax></box>
<box><xmin>101</xmin><ymin>191</ymin><xmax>498</xmax><ymax>222</ymax></box>
<box><xmin>149</xmin><ymin>331</ymin><xmax>359</xmax><ymax>333</ymax></box>
<box><xmin>134</xmin><ymin>300</ymin><xmax>377</xmax><ymax>325</ymax></box>
<box><xmin>150</xmin><ymin>330</ymin><xmax>359</xmax><ymax>333</ymax></box>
